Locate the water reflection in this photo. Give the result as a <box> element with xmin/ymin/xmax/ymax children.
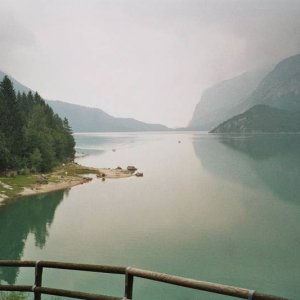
<box><xmin>74</xmin><ymin>132</ymin><xmax>164</xmax><ymax>157</ymax></box>
<box><xmin>0</xmin><ymin>192</ymin><xmax>64</xmax><ymax>284</ymax></box>
<box><xmin>193</xmin><ymin>134</ymin><xmax>300</xmax><ymax>204</ymax></box>
<box><xmin>74</xmin><ymin>133</ymin><xmax>143</xmax><ymax>151</ymax></box>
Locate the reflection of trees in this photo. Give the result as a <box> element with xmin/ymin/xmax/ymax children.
<box><xmin>193</xmin><ymin>134</ymin><xmax>300</xmax><ymax>204</ymax></box>
<box><xmin>0</xmin><ymin>192</ymin><xmax>64</xmax><ymax>284</ymax></box>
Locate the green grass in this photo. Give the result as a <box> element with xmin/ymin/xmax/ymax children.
<box><xmin>0</xmin><ymin>162</ymin><xmax>101</xmax><ymax>200</ymax></box>
<box><xmin>0</xmin><ymin>175</ymin><xmax>37</xmax><ymax>198</ymax></box>
<box><xmin>55</xmin><ymin>163</ymin><xmax>101</xmax><ymax>176</ymax></box>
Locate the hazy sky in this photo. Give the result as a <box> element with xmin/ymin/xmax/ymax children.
<box><xmin>1</xmin><ymin>0</ymin><xmax>300</xmax><ymax>127</ymax></box>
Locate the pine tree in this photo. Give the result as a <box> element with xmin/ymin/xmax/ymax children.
<box><xmin>0</xmin><ymin>76</ymin><xmax>24</xmax><ymax>166</ymax></box>
<box><xmin>0</xmin><ymin>76</ymin><xmax>75</xmax><ymax>172</ymax></box>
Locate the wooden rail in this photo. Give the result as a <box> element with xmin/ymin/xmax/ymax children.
<box><xmin>0</xmin><ymin>260</ymin><xmax>289</xmax><ymax>300</ymax></box>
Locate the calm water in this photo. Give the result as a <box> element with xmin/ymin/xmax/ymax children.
<box><xmin>0</xmin><ymin>132</ymin><xmax>299</xmax><ymax>299</ymax></box>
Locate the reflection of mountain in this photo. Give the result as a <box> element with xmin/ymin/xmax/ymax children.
<box><xmin>0</xmin><ymin>192</ymin><xmax>64</xmax><ymax>284</ymax></box>
<box><xmin>193</xmin><ymin>135</ymin><xmax>300</xmax><ymax>204</ymax></box>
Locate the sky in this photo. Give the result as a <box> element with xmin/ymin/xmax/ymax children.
<box><xmin>0</xmin><ymin>0</ymin><xmax>300</xmax><ymax>128</ymax></box>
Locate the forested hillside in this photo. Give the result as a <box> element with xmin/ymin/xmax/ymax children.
<box><xmin>210</xmin><ymin>54</ymin><xmax>300</xmax><ymax>133</ymax></box>
<box><xmin>0</xmin><ymin>76</ymin><xmax>75</xmax><ymax>172</ymax></box>
<box><xmin>210</xmin><ymin>104</ymin><xmax>300</xmax><ymax>133</ymax></box>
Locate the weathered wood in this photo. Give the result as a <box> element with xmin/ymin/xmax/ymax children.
<box><xmin>0</xmin><ymin>260</ymin><xmax>36</xmax><ymax>267</ymax></box>
<box><xmin>34</xmin><ymin>262</ymin><xmax>43</xmax><ymax>300</ymax></box>
<box><xmin>34</xmin><ymin>287</ymin><xmax>123</xmax><ymax>300</ymax></box>
<box><xmin>0</xmin><ymin>260</ymin><xmax>126</xmax><ymax>274</ymax></box>
<box><xmin>124</xmin><ymin>268</ymin><xmax>134</xmax><ymax>299</ymax></box>
<box><xmin>0</xmin><ymin>260</ymin><xmax>290</xmax><ymax>300</ymax></box>
<box><xmin>253</xmin><ymin>291</ymin><xmax>289</xmax><ymax>300</ymax></box>
<box><xmin>126</xmin><ymin>268</ymin><xmax>289</xmax><ymax>300</ymax></box>
<box><xmin>127</xmin><ymin>267</ymin><xmax>248</xmax><ymax>298</ymax></box>
<box><xmin>37</xmin><ymin>261</ymin><xmax>126</xmax><ymax>274</ymax></box>
<box><xmin>0</xmin><ymin>285</ymin><xmax>32</xmax><ymax>292</ymax></box>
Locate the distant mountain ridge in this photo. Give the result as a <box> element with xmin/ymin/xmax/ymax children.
<box><xmin>188</xmin><ymin>67</ymin><xmax>271</xmax><ymax>130</ymax></box>
<box><xmin>211</xmin><ymin>54</ymin><xmax>300</xmax><ymax>133</ymax></box>
<box><xmin>0</xmin><ymin>71</ymin><xmax>169</xmax><ymax>132</ymax></box>
<box><xmin>45</xmin><ymin>100</ymin><xmax>168</xmax><ymax>132</ymax></box>
<box><xmin>239</xmin><ymin>54</ymin><xmax>300</xmax><ymax>112</ymax></box>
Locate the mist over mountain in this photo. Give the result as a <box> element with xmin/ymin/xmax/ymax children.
<box><xmin>240</xmin><ymin>54</ymin><xmax>300</xmax><ymax>112</ymax></box>
<box><xmin>188</xmin><ymin>67</ymin><xmax>271</xmax><ymax>131</ymax></box>
<box><xmin>211</xmin><ymin>54</ymin><xmax>300</xmax><ymax>133</ymax></box>
<box><xmin>0</xmin><ymin>71</ymin><xmax>169</xmax><ymax>132</ymax></box>
<box><xmin>45</xmin><ymin>100</ymin><xmax>169</xmax><ymax>132</ymax></box>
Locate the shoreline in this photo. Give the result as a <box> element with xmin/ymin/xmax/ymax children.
<box><xmin>19</xmin><ymin>176</ymin><xmax>92</xmax><ymax>197</ymax></box>
<box><xmin>0</xmin><ymin>163</ymin><xmax>138</xmax><ymax>203</ymax></box>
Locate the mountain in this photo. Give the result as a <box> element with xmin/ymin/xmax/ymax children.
<box><xmin>0</xmin><ymin>70</ymin><xmax>31</xmax><ymax>94</ymax></box>
<box><xmin>0</xmin><ymin>70</ymin><xmax>169</xmax><ymax>132</ymax></box>
<box><xmin>239</xmin><ymin>54</ymin><xmax>300</xmax><ymax>112</ymax></box>
<box><xmin>211</xmin><ymin>104</ymin><xmax>300</xmax><ymax>133</ymax></box>
<box><xmin>211</xmin><ymin>54</ymin><xmax>300</xmax><ymax>133</ymax></box>
<box><xmin>188</xmin><ymin>67</ymin><xmax>271</xmax><ymax>131</ymax></box>
<box><xmin>45</xmin><ymin>100</ymin><xmax>168</xmax><ymax>132</ymax></box>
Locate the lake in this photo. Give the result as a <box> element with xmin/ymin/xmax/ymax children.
<box><xmin>0</xmin><ymin>132</ymin><xmax>299</xmax><ymax>299</ymax></box>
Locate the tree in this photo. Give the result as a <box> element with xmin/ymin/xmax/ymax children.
<box><xmin>0</xmin><ymin>76</ymin><xmax>24</xmax><ymax>160</ymax></box>
<box><xmin>29</xmin><ymin>148</ymin><xmax>42</xmax><ymax>171</ymax></box>
<box><xmin>0</xmin><ymin>132</ymin><xmax>9</xmax><ymax>171</ymax></box>
<box><xmin>0</xmin><ymin>76</ymin><xmax>75</xmax><ymax>172</ymax></box>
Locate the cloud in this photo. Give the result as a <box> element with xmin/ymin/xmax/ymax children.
<box><xmin>0</xmin><ymin>0</ymin><xmax>299</xmax><ymax>127</ymax></box>
<box><xmin>0</xmin><ymin>5</ymin><xmax>35</xmax><ymax>73</ymax></box>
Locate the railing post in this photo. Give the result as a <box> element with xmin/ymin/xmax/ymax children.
<box><xmin>34</xmin><ymin>261</ymin><xmax>43</xmax><ymax>300</ymax></box>
<box><xmin>124</xmin><ymin>267</ymin><xmax>134</xmax><ymax>299</ymax></box>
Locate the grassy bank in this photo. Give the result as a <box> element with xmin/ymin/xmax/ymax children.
<box><xmin>0</xmin><ymin>162</ymin><xmax>137</xmax><ymax>202</ymax></box>
<box><xmin>0</xmin><ymin>162</ymin><xmax>101</xmax><ymax>201</ymax></box>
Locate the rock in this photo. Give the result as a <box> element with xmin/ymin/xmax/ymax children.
<box><xmin>36</xmin><ymin>176</ymin><xmax>48</xmax><ymax>184</ymax></box>
<box><xmin>127</xmin><ymin>166</ymin><xmax>137</xmax><ymax>172</ymax></box>
<box><xmin>116</xmin><ymin>166</ymin><xmax>122</xmax><ymax>170</ymax></box>
<box><xmin>5</xmin><ymin>170</ymin><xmax>18</xmax><ymax>177</ymax></box>
<box><xmin>135</xmin><ymin>172</ymin><xmax>143</xmax><ymax>177</ymax></box>
<box><xmin>97</xmin><ymin>173</ymin><xmax>106</xmax><ymax>178</ymax></box>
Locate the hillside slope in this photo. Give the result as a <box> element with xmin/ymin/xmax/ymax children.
<box><xmin>0</xmin><ymin>70</ymin><xmax>168</xmax><ymax>132</ymax></box>
<box><xmin>46</xmin><ymin>100</ymin><xmax>168</xmax><ymax>132</ymax></box>
<box><xmin>0</xmin><ymin>70</ymin><xmax>31</xmax><ymax>94</ymax></box>
<box><xmin>240</xmin><ymin>54</ymin><xmax>300</xmax><ymax>112</ymax></box>
<box><xmin>211</xmin><ymin>54</ymin><xmax>300</xmax><ymax>133</ymax></box>
<box><xmin>188</xmin><ymin>67</ymin><xmax>271</xmax><ymax>130</ymax></box>
<box><xmin>211</xmin><ymin>105</ymin><xmax>300</xmax><ymax>133</ymax></box>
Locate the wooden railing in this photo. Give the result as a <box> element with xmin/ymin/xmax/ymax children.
<box><xmin>0</xmin><ymin>260</ymin><xmax>289</xmax><ymax>300</ymax></box>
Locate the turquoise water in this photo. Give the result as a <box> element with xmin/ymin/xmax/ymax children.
<box><xmin>0</xmin><ymin>132</ymin><xmax>299</xmax><ymax>299</ymax></box>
